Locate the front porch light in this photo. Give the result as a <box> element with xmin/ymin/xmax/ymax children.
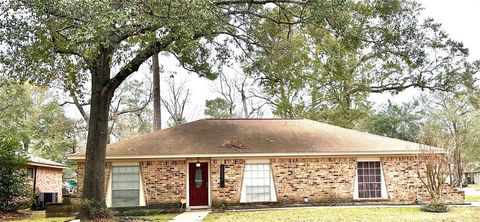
<box><xmin>196</xmin><ymin>158</ymin><xmax>201</xmax><ymax>168</ymax></box>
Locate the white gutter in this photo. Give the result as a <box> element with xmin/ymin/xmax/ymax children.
<box><xmin>68</xmin><ymin>150</ymin><xmax>445</xmax><ymax>160</ymax></box>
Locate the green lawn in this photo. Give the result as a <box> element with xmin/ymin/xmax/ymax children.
<box><xmin>204</xmin><ymin>207</ymin><xmax>480</xmax><ymax>222</ymax></box>
<box><xmin>9</xmin><ymin>211</ymin><xmax>72</xmax><ymax>222</ymax></box>
<box><xmin>466</xmin><ymin>195</ymin><xmax>480</xmax><ymax>202</ymax></box>
<box><xmin>467</xmin><ymin>184</ymin><xmax>480</xmax><ymax>189</ymax></box>
<box><xmin>11</xmin><ymin>210</ymin><xmax>177</xmax><ymax>222</ymax></box>
<box><xmin>136</xmin><ymin>213</ymin><xmax>178</xmax><ymax>221</ymax></box>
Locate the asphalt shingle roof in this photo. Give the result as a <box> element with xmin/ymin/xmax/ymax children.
<box><xmin>70</xmin><ymin>119</ymin><xmax>441</xmax><ymax>160</ymax></box>
<box><xmin>28</xmin><ymin>155</ymin><xmax>65</xmax><ymax>168</ymax></box>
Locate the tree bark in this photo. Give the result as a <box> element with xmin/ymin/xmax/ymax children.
<box><xmin>241</xmin><ymin>90</ymin><xmax>248</xmax><ymax>118</ymax></box>
<box><xmin>152</xmin><ymin>53</ymin><xmax>161</xmax><ymax>130</ymax></box>
<box><xmin>82</xmin><ymin>48</ymin><xmax>113</xmax><ymax>212</ymax></box>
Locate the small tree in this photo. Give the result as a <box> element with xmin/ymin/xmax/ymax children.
<box><xmin>0</xmin><ymin>130</ymin><xmax>29</xmax><ymax>212</ymax></box>
<box><xmin>416</xmin><ymin>147</ymin><xmax>449</xmax><ymax>202</ymax></box>
<box><xmin>205</xmin><ymin>98</ymin><xmax>234</xmax><ymax>119</ymax></box>
<box><xmin>416</xmin><ymin>129</ymin><xmax>451</xmax><ymax>212</ymax></box>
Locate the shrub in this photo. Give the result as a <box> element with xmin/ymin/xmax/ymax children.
<box><xmin>0</xmin><ymin>131</ymin><xmax>30</xmax><ymax>212</ymax></box>
<box><xmin>78</xmin><ymin>199</ymin><xmax>112</xmax><ymax>220</ymax></box>
<box><xmin>420</xmin><ymin>202</ymin><xmax>449</xmax><ymax>213</ymax></box>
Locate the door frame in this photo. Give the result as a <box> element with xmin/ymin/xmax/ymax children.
<box><xmin>186</xmin><ymin>159</ymin><xmax>211</xmax><ymax>208</ymax></box>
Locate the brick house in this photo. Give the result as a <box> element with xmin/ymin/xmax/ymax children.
<box><xmin>27</xmin><ymin>155</ymin><xmax>65</xmax><ymax>203</ymax></box>
<box><xmin>70</xmin><ymin>119</ymin><xmax>464</xmax><ymax>208</ymax></box>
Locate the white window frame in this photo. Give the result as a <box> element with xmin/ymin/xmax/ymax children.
<box><xmin>107</xmin><ymin>162</ymin><xmax>146</xmax><ymax>207</ymax></box>
<box><xmin>354</xmin><ymin>158</ymin><xmax>388</xmax><ymax>200</ymax></box>
<box><xmin>240</xmin><ymin>159</ymin><xmax>277</xmax><ymax>203</ymax></box>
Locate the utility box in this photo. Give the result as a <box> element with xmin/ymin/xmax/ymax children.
<box><xmin>35</xmin><ymin>192</ymin><xmax>58</xmax><ymax>209</ymax></box>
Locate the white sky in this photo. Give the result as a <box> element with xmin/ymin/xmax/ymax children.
<box><xmin>65</xmin><ymin>0</ymin><xmax>480</xmax><ymax>128</ymax></box>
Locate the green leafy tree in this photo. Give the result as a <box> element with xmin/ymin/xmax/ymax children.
<box><xmin>421</xmin><ymin>93</ymin><xmax>478</xmax><ymax>186</ymax></box>
<box><xmin>0</xmin><ymin>0</ymin><xmax>424</xmax><ymax>217</ymax></box>
<box><xmin>205</xmin><ymin>97</ymin><xmax>234</xmax><ymax>119</ymax></box>
<box><xmin>246</xmin><ymin>0</ymin><xmax>471</xmax><ymax>128</ymax></box>
<box><xmin>0</xmin><ymin>83</ymin><xmax>77</xmax><ymax>163</ymax></box>
<box><xmin>0</xmin><ymin>130</ymin><xmax>30</xmax><ymax>212</ymax></box>
<box><xmin>356</xmin><ymin>101</ymin><xmax>425</xmax><ymax>142</ymax></box>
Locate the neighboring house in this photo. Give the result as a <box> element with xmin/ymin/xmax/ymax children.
<box><xmin>28</xmin><ymin>155</ymin><xmax>65</xmax><ymax>204</ymax></box>
<box><xmin>69</xmin><ymin>119</ymin><xmax>464</xmax><ymax>208</ymax></box>
<box><xmin>464</xmin><ymin>163</ymin><xmax>480</xmax><ymax>185</ymax></box>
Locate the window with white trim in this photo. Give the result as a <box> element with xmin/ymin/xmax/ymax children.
<box><xmin>244</xmin><ymin>163</ymin><xmax>272</xmax><ymax>202</ymax></box>
<box><xmin>357</xmin><ymin>161</ymin><xmax>382</xmax><ymax>199</ymax></box>
<box><xmin>112</xmin><ymin>166</ymin><xmax>140</xmax><ymax>207</ymax></box>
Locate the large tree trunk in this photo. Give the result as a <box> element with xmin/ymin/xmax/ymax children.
<box><xmin>240</xmin><ymin>89</ymin><xmax>248</xmax><ymax>118</ymax></box>
<box><xmin>152</xmin><ymin>53</ymin><xmax>161</xmax><ymax>130</ymax></box>
<box><xmin>81</xmin><ymin>48</ymin><xmax>113</xmax><ymax>217</ymax></box>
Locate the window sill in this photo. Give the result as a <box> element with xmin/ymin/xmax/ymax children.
<box><xmin>240</xmin><ymin>201</ymin><xmax>277</xmax><ymax>204</ymax></box>
<box><xmin>353</xmin><ymin>198</ymin><xmax>389</xmax><ymax>202</ymax></box>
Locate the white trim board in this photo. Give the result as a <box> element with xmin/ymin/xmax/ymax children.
<box><xmin>353</xmin><ymin>160</ymin><xmax>389</xmax><ymax>200</ymax></box>
<box><xmin>69</xmin><ymin>150</ymin><xmax>439</xmax><ymax>160</ymax></box>
<box><xmin>240</xmin><ymin>161</ymin><xmax>277</xmax><ymax>203</ymax></box>
<box><xmin>107</xmin><ymin>163</ymin><xmax>146</xmax><ymax>208</ymax></box>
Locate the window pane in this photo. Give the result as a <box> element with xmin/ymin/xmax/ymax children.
<box><xmin>244</xmin><ymin>163</ymin><xmax>272</xmax><ymax>202</ymax></box>
<box><xmin>357</xmin><ymin>161</ymin><xmax>382</xmax><ymax>199</ymax></box>
<box><xmin>112</xmin><ymin>166</ymin><xmax>140</xmax><ymax>207</ymax></box>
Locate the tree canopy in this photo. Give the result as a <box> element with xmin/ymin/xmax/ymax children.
<box><xmin>1</xmin><ymin>0</ymin><xmax>479</xmax><ymax>218</ymax></box>
<box><xmin>205</xmin><ymin>97</ymin><xmax>234</xmax><ymax>119</ymax></box>
<box><xmin>356</xmin><ymin>101</ymin><xmax>425</xmax><ymax>142</ymax></box>
<box><xmin>0</xmin><ymin>130</ymin><xmax>30</xmax><ymax>213</ymax></box>
<box><xmin>0</xmin><ymin>83</ymin><xmax>77</xmax><ymax>162</ymax></box>
<box><xmin>245</xmin><ymin>0</ymin><xmax>472</xmax><ymax>128</ymax></box>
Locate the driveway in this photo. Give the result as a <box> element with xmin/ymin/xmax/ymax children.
<box><xmin>463</xmin><ymin>187</ymin><xmax>480</xmax><ymax>196</ymax></box>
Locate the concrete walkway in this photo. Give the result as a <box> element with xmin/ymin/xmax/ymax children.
<box><xmin>169</xmin><ymin>210</ymin><xmax>211</xmax><ymax>222</ymax></box>
<box><xmin>463</xmin><ymin>187</ymin><xmax>480</xmax><ymax>196</ymax></box>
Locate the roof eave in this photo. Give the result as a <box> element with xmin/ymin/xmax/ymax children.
<box><xmin>68</xmin><ymin>150</ymin><xmax>443</xmax><ymax>161</ymax></box>
<box><xmin>28</xmin><ymin>162</ymin><xmax>66</xmax><ymax>169</ymax></box>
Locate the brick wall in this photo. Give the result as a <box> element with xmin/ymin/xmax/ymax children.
<box><xmin>381</xmin><ymin>156</ymin><xmax>464</xmax><ymax>204</ymax></box>
<box><xmin>140</xmin><ymin>160</ymin><xmax>186</xmax><ymax>205</ymax></box>
<box><xmin>209</xmin><ymin>157</ymin><xmax>463</xmax><ymax>205</ymax></box>
<box><xmin>269</xmin><ymin>157</ymin><xmax>463</xmax><ymax>205</ymax></box>
<box><xmin>74</xmin><ymin>155</ymin><xmax>464</xmax><ymax>207</ymax></box>
<box><xmin>31</xmin><ymin>166</ymin><xmax>64</xmax><ymax>202</ymax></box>
<box><xmin>271</xmin><ymin>158</ymin><xmax>356</xmax><ymax>204</ymax></box>
<box><xmin>211</xmin><ymin>159</ymin><xmax>246</xmax><ymax>206</ymax></box>
<box><xmin>76</xmin><ymin>161</ymin><xmax>111</xmax><ymax>198</ymax></box>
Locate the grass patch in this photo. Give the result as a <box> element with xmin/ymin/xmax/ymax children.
<box><xmin>466</xmin><ymin>195</ymin><xmax>480</xmax><ymax>202</ymax></box>
<box><xmin>205</xmin><ymin>207</ymin><xmax>480</xmax><ymax>222</ymax></box>
<box><xmin>10</xmin><ymin>210</ymin><xmax>177</xmax><ymax>222</ymax></box>
<box><xmin>141</xmin><ymin>213</ymin><xmax>178</xmax><ymax>221</ymax></box>
<box><xmin>467</xmin><ymin>184</ymin><xmax>480</xmax><ymax>189</ymax></box>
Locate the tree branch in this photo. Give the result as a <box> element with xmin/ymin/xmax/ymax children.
<box><xmin>107</xmin><ymin>36</ymin><xmax>176</xmax><ymax>93</ymax></box>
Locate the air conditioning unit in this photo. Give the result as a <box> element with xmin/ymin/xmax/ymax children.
<box><xmin>35</xmin><ymin>192</ymin><xmax>58</xmax><ymax>209</ymax></box>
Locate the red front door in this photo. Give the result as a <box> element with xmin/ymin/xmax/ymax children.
<box><xmin>189</xmin><ymin>162</ymin><xmax>208</xmax><ymax>206</ymax></box>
